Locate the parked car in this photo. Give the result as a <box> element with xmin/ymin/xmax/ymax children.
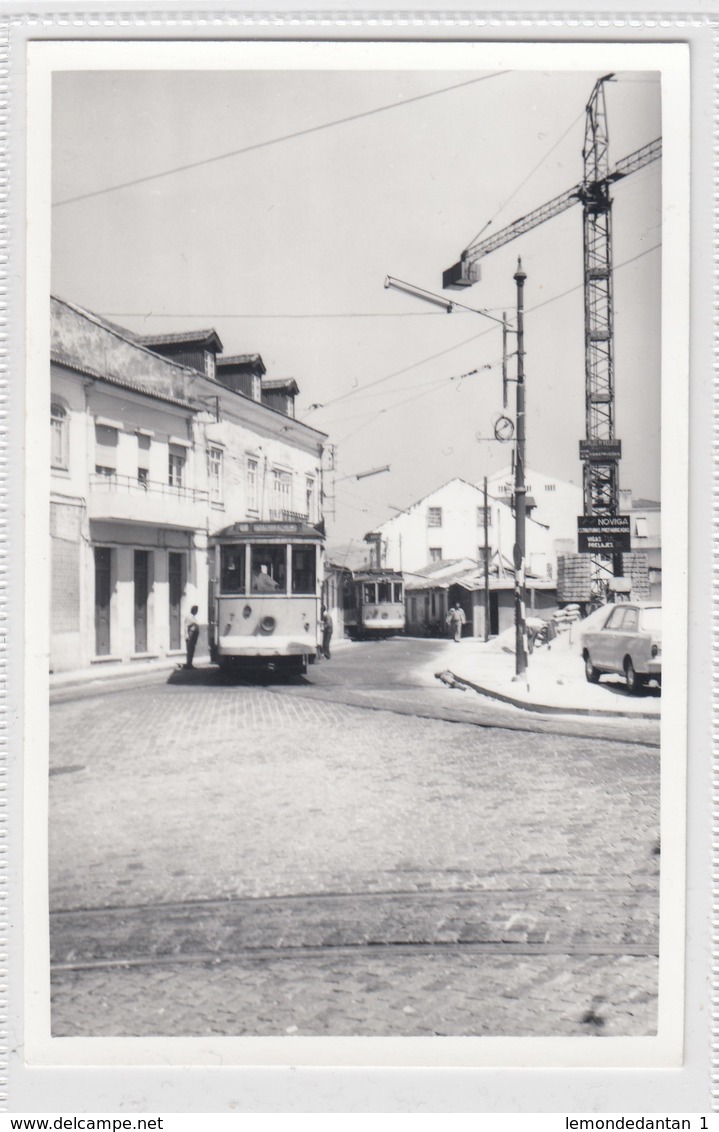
<box><xmin>581</xmin><ymin>602</ymin><xmax>661</xmax><ymax>693</ymax></box>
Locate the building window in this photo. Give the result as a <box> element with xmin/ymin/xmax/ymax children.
<box><xmin>544</xmin><ymin>483</ymin><xmax>556</xmax><ymax>492</ymax></box>
<box><xmin>137</xmin><ymin>433</ymin><xmax>151</xmax><ymax>485</ymax></box>
<box><xmin>477</xmin><ymin>547</ymin><xmax>489</xmax><ymax>567</ymax></box>
<box><xmin>635</xmin><ymin>516</ymin><xmax>648</xmax><ymax>538</ymax></box>
<box><xmin>272</xmin><ymin>469</ymin><xmax>292</xmax><ymax>508</ymax></box>
<box><xmin>429</xmin><ymin>547</ymin><xmax>442</xmax><ymax>562</ymax></box>
<box><xmin>168</xmin><ymin>445</ymin><xmax>186</xmax><ymax>488</ymax></box>
<box><xmin>477</xmin><ymin>506</ymin><xmax>492</xmax><ymax>528</ymax></box>
<box><xmin>305</xmin><ymin>477</ymin><xmax>315</xmax><ymax>521</ymax></box>
<box><xmin>427</xmin><ymin>507</ymin><xmax>442</xmax><ymax>528</ymax></box>
<box><xmin>207</xmin><ymin>446</ymin><xmax>224</xmax><ymax>504</ymax></box>
<box><xmin>51</xmin><ymin>402</ymin><xmax>68</xmax><ymax>469</ymax></box>
<box><xmin>247</xmin><ymin>457</ymin><xmax>259</xmax><ymax>511</ymax></box>
<box><xmin>204</xmin><ymin>351</ymin><xmax>216</xmax><ymax>379</ymax></box>
<box><xmin>95</xmin><ymin>422</ymin><xmax>118</xmax><ymax>477</ymax></box>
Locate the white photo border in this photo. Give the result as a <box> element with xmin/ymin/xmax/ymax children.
<box><xmin>5</xmin><ymin>12</ymin><xmax>713</xmax><ymax>1115</ymax></box>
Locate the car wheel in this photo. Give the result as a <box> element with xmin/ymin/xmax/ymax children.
<box><xmin>584</xmin><ymin>652</ymin><xmax>600</xmax><ymax>683</ymax></box>
<box><xmin>624</xmin><ymin>658</ymin><xmax>644</xmax><ymax>695</ymax></box>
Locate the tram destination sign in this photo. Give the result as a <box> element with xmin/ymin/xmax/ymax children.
<box><xmin>577</xmin><ymin>514</ymin><xmax>631</xmax><ymax>554</ymax></box>
<box><xmin>579</xmin><ymin>440</ymin><xmax>622</xmax><ymax>462</ymax></box>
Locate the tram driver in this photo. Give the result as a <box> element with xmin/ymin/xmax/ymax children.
<box><xmin>252</xmin><ymin>563</ymin><xmax>280</xmax><ymax>593</ymax></box>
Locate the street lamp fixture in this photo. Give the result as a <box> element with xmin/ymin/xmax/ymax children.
<box><xmin>384</xmin><ymin>276</ymin><xmax>508</xmax><ymax>328</ymax></box>
<box><xmin>335</xmin><ymin>465</ymin><xmax>391</xmax><ymax>483</ymax></box>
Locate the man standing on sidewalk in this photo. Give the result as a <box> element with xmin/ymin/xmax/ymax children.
<box><xmin>321</xmin><ymin>606</ymin><xmax>333</xmax><ymax>660</ymax></box>
<box><xmin>446</xmin><ymin>604</ymin><xmax>466</xmax><ymax>643</ymax></box>
<box><xmin>184</xmin><ymin>605</ymin><xmax>200</xmax><ymax>669</ymax></box>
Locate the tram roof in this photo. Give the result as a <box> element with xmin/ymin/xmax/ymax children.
<box><xmin>351</xmin><ymin>569</ymin><xmax>404</xmax><ymax>582</ymax></box>
<box><xmin>211</xmin><ymin>520</ymin><xmax>325</xmax><ymax>541</ymax></box>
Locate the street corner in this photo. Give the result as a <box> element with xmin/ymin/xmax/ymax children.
<box><xmin>434</xmin><ymin>631</ymin><xmax>661</xmax><ymax>722</ymax></box>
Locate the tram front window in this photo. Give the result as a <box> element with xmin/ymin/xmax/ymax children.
<box><xmin>251</xmin><ymin>544</ymin><xmax>286</xmax><ymax>593</ymax></box>
<box><xmin>220</xmin><ymin>545</ymin><xmax>246</xmax><ymax>593</ymax></box>
<box><xmin>363</xmin><ymin>583</ymin><xmax>376</xmax><ymax>604</ymax></box>
<box><xmin>378</xmin><ymin>581</ymin><xmax>392</xmax><ymax>602</ymax></box>
<box><xmin>291</xmin><ymin>544</ymin><xmax>316</xmax><ymax>595</ymax></box>
<box><xmin>393</xmin><ymin>582</ymin><xmax>403</xmax><ymax>603</ymax></box>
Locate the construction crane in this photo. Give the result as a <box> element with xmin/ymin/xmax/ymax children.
<box><xmin>443</xmin><ymin>74</ymin><xmax>661</xmax><ymax>585</ymax></box>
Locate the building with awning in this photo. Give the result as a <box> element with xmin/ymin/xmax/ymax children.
<box><xmin>404</xmin><ymin>557</ymin><xmax>557</xmax><ymax>639</ymax></box>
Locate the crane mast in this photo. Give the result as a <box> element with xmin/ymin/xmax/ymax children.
<box><xmin>443</xmin><ymin>75</ymin><xmax>661</xmax><ymax>591</ymax></box>
<box><xmin>581</xmin><ymin>76</ymin><xmax>620</xmax><ymax>576</ymax></box>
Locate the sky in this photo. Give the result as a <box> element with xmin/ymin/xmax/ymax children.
<box><xmin>51</xmin><ymin>62</ymin><xmax>662</xmax><ymax>548</ymax></box>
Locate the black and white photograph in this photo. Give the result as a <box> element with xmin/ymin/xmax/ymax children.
<box><xmin>21</xmin><ymin>36</ymin><xmax>693</xmax><ymax>1087</ymax></box>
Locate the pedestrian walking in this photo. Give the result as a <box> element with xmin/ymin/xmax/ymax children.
<box><xmin>184</xmin><ymin>605</ymin><xmax>200</xmax><ymax>669</ymax></box>
<box><xmin>446</xmin><ymin>603</ymin><xmax>466</xmax><ymax>643</ymax></box>
<box><xmin>321</xmin><ymin>606</ymin><xmax>333</xmax><ymax>660</ymax></box>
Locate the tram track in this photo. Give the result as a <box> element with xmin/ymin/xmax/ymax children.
<box><xmin>267</xmin><ymin>682</ymin><xmax>661</xmax><ymax>747</ymax></box>
<box><xmin>51</xmin><ymin>883</ymin><xmax>658</xmax><ymax>973</ymax></box>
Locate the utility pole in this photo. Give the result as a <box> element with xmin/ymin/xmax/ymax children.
<box><xmin>483</xmin><ymin>476</ymin><xmax>490</xmax><ymax>642</ymax></box>
<box><xmin>513</xmin><ymin>259</ymin><xmax>528</xmax><ymax>678</ymax></box>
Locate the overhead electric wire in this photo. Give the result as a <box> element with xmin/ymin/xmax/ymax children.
<box><xmin>54</xmin><ymin>71</ymin><xmax>509</xmax><ymax>208</ymax></box>
<box><xmin>334</xmin><ymin>371</ymin><xmax>466</xmax><ymax>446</ymax></box>
<box><xmin>98</xmin><ymin>310</ymin><xmax>451</xmax><ymax>320</ymax></box>
<box><xmin>306</xmin><ymin>358</ymin><xmax>504</xmax><ymax>422</ymax></box>
<box><xmin>303</xmin><ymin>241</ymin><xmax>661</xmax><ymax>420</ymax></box>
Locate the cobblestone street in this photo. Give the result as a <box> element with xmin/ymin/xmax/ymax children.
<box><xmin>49</xmin><ymin>640</ymin><xmax>660</xmax><ymax>1038</ymax></box>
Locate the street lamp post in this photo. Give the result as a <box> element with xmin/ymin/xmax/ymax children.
<box><xmin>513</xmin><ymin>259</ymin><xmax>528</xmax><ymax>679</ymax></box>
<box><xmin>384</xmin><ymin>270</ymin><xmax>529</xmax><ymax>669</ymax></box>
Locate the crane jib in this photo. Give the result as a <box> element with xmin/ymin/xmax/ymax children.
<box><xmin>454</xmin><ymin>136</ymin><xmax>662</xmax><ymax>271</ymax></box>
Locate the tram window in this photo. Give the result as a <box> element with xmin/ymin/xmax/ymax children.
<box><xmin>363</xmin><ymin>583</ymin><xmax>376</xmax><ymax>604</ymax></box>
<box><xmin>393</xmin><ymin>583</ymin><xmax>403</xmax><ymax>603</ymax></box>
<box><xmin>291</xmin><ymin>544</ymin><xmax>316</xmax><ymax>595</ymax></box>
<box><xmin>251</xmin><ymin>544</ymin><xmax>286</xmax><ymax>593</ymax></box>
<box><xmin>220</xmin><ymin>546</ymin><xmax>246</xmax><ymax>594</ymax></box>
<box><xmin>378</xmin><ymin>582</ymin><xmax>392</xmax><ymax>602</ymax></box>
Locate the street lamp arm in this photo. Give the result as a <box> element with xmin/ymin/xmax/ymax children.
<box><xmin>384</xmin><ymin>275</ymin><xmax>508</xmax><ymax>327</ymax></box>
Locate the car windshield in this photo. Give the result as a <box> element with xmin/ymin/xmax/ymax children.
<box><xmin>641</xmin><ymin>607</ymin><xmax>661</xmax><ymax>632</ymax></box>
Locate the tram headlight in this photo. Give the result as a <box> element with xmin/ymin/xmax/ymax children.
<box><xmin>260</xmin><ymin>615</ymin><xmax>276</xmax><ymax>634</ymax></box>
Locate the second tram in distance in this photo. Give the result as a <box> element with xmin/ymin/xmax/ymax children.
<box><xmin>208</xmin><ymin>520</ymin><xmax>325</xmax><ymax>675</ymax></box>
<box><xmin>343</xmin><ymin>567</ymin><xmax>405</xmax><ymax>639</ymax></box>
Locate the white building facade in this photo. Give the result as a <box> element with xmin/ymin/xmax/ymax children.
<box><xmin>50</xmin><ymin>297</ymin><xmax>326</xmax><ymax>673</ymax></box>
<box><xmin>374</xmin><ymin>468</ymin><xmax>583</xmax><ymax>580</ymax></box>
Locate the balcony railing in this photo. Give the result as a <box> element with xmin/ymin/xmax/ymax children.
<box><xmin>269</xmin><ymin>508</ymin><xmax>310</xmax><ymax>522</ymax></box>
<box><xmin>90</xmin><ymin>472</ymin><xmax>209</xmax><ymax>504</ymax></box>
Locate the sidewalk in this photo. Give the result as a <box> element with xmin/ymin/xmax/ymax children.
<box><xmin>426</xmin><ymin>627</ymin><xmax>661</xmax><ymax>720</ymax></box>
<box><xmin>50</xmin><ymin>637</ymin><xmax>355</xmax><ymax>695</ymax></box>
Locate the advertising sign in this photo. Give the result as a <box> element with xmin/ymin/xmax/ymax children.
<box><xmin>579</xmin><ymin>439</ymin><xmax>623</xmax><ymax>462</ymax></box>
<box><xmin>577</xmin><ymin>514</ymin><xmax>631</xmax><ymax>553</ymax></box>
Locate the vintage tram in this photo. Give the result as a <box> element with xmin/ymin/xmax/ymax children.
<box><xmin>208</xmin><ymin>520</ymin><xmax>325</xmax><ymax>675</ymax></box>
<box><xmin>343</xmin><ymin>568</ymin><xmax>406</xmax><ymax>639</ymax></box>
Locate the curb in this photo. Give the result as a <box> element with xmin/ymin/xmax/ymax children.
<box><xmin>50</xmin><ymin>657</ymin><xmax>212</xmax><ymax>696</ymax></box>
<box><xmin>448</xmin><ymin>672</ymin><xmax>661</xmax><ymax>721</ymax></box>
